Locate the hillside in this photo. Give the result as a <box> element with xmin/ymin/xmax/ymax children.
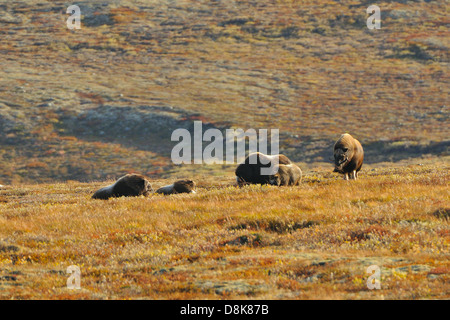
<box><xmin>0</xmin><ymin>0</ymin><xmax>448</xmax><ymax>184</ymax></box>
<box><xmin>0</xmin><ymin>166</ymin><xmax>448</xmax><ymax>299</ymax></box>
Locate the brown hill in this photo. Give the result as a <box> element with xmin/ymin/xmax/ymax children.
<box><xmin>0</xmin><ymin>0</ymin><xmax>448</xmax><ymax>183</ymax></box>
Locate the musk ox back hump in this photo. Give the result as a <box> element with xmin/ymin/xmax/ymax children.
<box><xmin>243</xmin><ymin>152</ymin><xmax>291</xmax><ymax>166</ymax></box>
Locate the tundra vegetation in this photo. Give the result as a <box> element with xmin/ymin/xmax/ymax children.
<box><xmin>0</xmin><ymin>166</ymin><xmax>449</xmax><ymax>299</ymax></box>
<box><xmin>0</xmin><ymin>0</ymin><xmax>448</xmax><ymax>299</ymax></box>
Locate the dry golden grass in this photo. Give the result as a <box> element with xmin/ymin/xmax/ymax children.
<box><xmin>0</xmin><ymin>165</ymin><xmax>448</xmax><ymax>299</ymax></box>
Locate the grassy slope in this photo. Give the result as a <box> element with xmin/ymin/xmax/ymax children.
<box><xmin>0</xmin><ymin>0</ymin><xmax>448</xmax><ymax>300</ymax></box>
<box><xmin>0</xmin><ymin>166</ymin><xmax>448</xmax><ymax>299</ymax></box>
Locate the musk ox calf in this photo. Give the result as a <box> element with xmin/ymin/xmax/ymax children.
<box><xmin>235</xmin><ymin>152</ymin><xmax>292</xmax><ymax>187</ymax></box>
<box><xmin>155</xmin><ymin>179</ymin><xmax>196</xmax><ymax>195</ymax></box>
<box><xmin>268</xmin><ymin>163</ymin><xmax>302</xmax><ymax>186</ymax></box>
<box><xmin>333</xmin><ymin>133</ymin><xmax>364</xmax><ymax>180</ymax></box>
<box><xmin>92</xmin><ymin>174</ymin><xmax>153</xmax><ymax>200</ymax></box>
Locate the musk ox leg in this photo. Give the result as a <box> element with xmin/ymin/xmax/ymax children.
<box><xmin>343</xmin><ymin>173</ymin><xmax>349</xmax><ymax>181</ymax></box>
<box><xmin>351</xmin><ymin>170</ymin><xmax>357</xmax><ymax>180</ymax></box>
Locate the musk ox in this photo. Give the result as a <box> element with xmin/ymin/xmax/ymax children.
<box><xmin>333</xmin><ymin>133</ymin><xmax>364</xmax><ymax>180</ymax></box>
<box><xmin>235</xmin><ymin>152</ymin><xmax>292</xmax><ymax>187</ymax></box>
<box><xmin>155</xmin><ymin>179</ymin><xmax>196</xmax><ymax>195</ymax></box>
<box><xmin>268</xmin><ymin>163</ymin><xmax>302</xmax><ymax>186</ymax></box>
<box><xmin>92</xmin><ymin>174</ymin><xmax>153</xmax><ymax>200</ymax></box>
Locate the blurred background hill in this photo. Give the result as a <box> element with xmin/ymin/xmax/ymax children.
<box><xmin>0</xmin><ymin>0</ymin><xmax>448</xmax><ymax>184</ymax></box>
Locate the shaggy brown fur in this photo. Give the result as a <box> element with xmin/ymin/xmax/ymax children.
<box><xmin>235</xmin><ymin>152</ymin><xmax>292</xmax><ymax>186</ymax></box>
<box><xmin>333</xmin><ymin>133</ymin><xmax>364</xmax><ymax>180</ymax></box>
<box><xmin>155</xmin><ymin>179</ymin><xmax>196</xmax><ymax>195</ymax></box>
<box><xmin>92</xmin><ymin>174</ymin><xmax>153</xmax><ymax>200</ymax></box>
<box><xmin>268</xmin><ymin>164</ymin><xmax>302</xmax><ymax>186</ymax></box>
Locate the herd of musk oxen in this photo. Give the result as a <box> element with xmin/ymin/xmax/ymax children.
<box><xmin>91</xmin><ymin>133</ymin><xmax>364</xmax><ymax>200</ymax></box>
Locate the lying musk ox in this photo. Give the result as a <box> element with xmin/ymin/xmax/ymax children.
<box><xmin>155</xmin><ymin>179</ymin><xmax>196</xmax><ymax>195</ymax></box>
<box><xmin>268</xmin><ymin>164</ymin><xmax>302</xmax><ymax>186</ymax></box>
<box><xmin>333</xmin><ymin>133</ymin><xmax>364</xmax><ymax>180</ymax></box>
<box><xmin>235</xmin><ymin>152</ymin><xmax>292</xmax><ymax>186</ymax></box>
<box><xmin>92</xmin><ymin>174</ymin><xmax>153</xmax><ymax>199</ymax></box>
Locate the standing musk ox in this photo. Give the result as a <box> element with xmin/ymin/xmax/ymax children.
<box><xmin>155</xmin><ymin>179</ymin><xmax>196</xmax><ymax>195</ymax></box>
<box><xmin>235</xmin><ymin>152</ymin><xmax>293</xmax><ymax>187</ymax></box>
<box><xmin>92</xmin><ymin>174</ymin><xmax>153</xmax><ymax>200</ymax></box>
<box><xmin>333</xmin><ymin>133</ymin><xmax>364</xmax><ymax>180</ymax></box>
<box><xmin>268</xmin><ymin>163</ymin><xmax>302</xmax><ymax>186</ymax></box>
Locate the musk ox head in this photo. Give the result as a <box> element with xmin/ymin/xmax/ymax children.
<box><xmin>334</xmin><ymin>146</ymin><xmax>352</xmax><ymax>172</ymax></box>
<box><xmin>268</xmin><ymin>173</ymin><xmax>281</xmax><ymax>186</ymax></box>
<box><xmin>333</xmin><ymin>134</ymin><xmax>364</xmax><ymax>179</ymax></box>
<box><xmin>173</xmin><ymin>179</ymin><xmax>196</xmax><ymax>193</ymax></box>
